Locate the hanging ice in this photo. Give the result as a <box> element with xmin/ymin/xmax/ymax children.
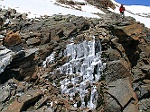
<box><xmin>43</xmin><ymin>52</ymin><xmax>56</xmax><ymax>68</ymax></box>
<box><xmin>58</xmin><ymin>36</ymin><xmax>105</xmax><ymax>109</ymax></box>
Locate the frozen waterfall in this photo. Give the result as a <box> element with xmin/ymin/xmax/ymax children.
<box><xmin>43</xmin><ymin>36</ymin><xmax>105</xmax><ymax>109</ymax></box>
<box><xmin>59</xmin><ymin>36</ymin><xmax>104</xmax><ymax>109</ymax></box>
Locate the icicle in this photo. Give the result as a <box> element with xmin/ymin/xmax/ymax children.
<box><xmin>43</xmin><ymin>52</ymin><xmax>55</xmax><ymax>67</ymax></box>
<box><xmin>45</xmin><ymin>36</ymin><xmax>105</xmax><ymax>109</ymax></box>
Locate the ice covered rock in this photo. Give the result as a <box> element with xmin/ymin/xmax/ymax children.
<box><xmin>0</xmin><ymin>46</ymin><xmax>15</xmax><ymax>74</ymax></box>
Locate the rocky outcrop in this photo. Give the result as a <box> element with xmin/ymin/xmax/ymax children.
<box><xmin>85</xmin><ymin>0</ymin><xmax>116</xmax><ymax>10</ymax></box>
<box><xmin>100</xmin><ymin>18</ymin><xmax>150</xmax><ymax>112</ymax></box>
<box><xmin>0</xmin><ymin>2</ymin><xmax>150</xmax><ymax>112</ymax></box>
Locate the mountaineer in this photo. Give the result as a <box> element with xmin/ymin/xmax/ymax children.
<box><xmin>119</xmin><ymin>4</ymin><xmax>126</xmax><ymax>18</ymax></box>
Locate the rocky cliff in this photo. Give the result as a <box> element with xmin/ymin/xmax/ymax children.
<box><xmin>0</xmin><ymin>1</ymin><xmax>150</xmax><ymax>112</ymax></box>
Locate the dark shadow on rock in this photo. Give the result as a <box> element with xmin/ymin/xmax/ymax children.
<box><xmin>0</xmin><ymin>70</ymin><xmax>17</xmax><ymax>84</ymax></box>
<box><xmin>20</xmin><ymin>94</ymin><xmax>42</xmax><ymax>111</ymax></box>
<box><xmin>110</xmin><ymin>26</ymin><xmax>140</xmax><ymax>67</ymax></box>
<box><xmin>120</xmin><ymin>39</ymin><xmax>140</xmax><ymax>67</ymax></box>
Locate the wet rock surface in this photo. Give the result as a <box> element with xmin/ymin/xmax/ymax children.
<box><xmin>0</xmin><ymin>1</ymin><xmax>150</xmax><ymax>112</ymax></box>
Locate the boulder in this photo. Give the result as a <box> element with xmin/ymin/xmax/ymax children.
<box><xmin>104</xmin><ymin>77</ymin><xmax>138</xmax><ymax>112</ymax></box>
<box><xmin>3</xmin><ymin>31</ymin><xmax>22</xmax><ymax>47</ymax></box>
<box><xmin>4</xmin><ymin>89</ymin><xmax>43</xmax><ymax>112</ymax></box>
<box><xmin>122</xmin><ymin>23</ymin><xmax>146</xmax><ymax>41</ymax></box>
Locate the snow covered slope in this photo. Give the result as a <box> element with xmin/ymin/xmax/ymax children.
<box><xmin>0</xmin><ymin>0</ymin><xmax>150</xmax><ymax>28</ymax></box>
<box><xmin>0</xmin><ymin>0</ymin><xmax>103</xmax><ymax>18</ymax></box>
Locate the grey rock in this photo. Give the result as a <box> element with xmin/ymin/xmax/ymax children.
<box><xmin>105</xmin><ymin>77</ymin><xmax>138</xmax><ymax>112</ymax></box>
<box><xmin>0</xmin><ymin>46</ymin><xmax>15</xmax><ymax>74</ymax></box>
<box><xmin>104</xmin><ymin>58</ymin><xmax>131</xmax><ymax>82</ymax></box>
<box><xmin>140</xmin><ymin>65</ymin><xmax>150</xmax><ymax>75</ymax></box>
<box><xmin>26</xmin><ymin>37</ymin><xmax>41</xmax><ymax>46</ymax></box>
<box><xmin>139</xmin><ymin>98</ymin><xmax>150</xmax><ymax>112</ymax></box>
<box><xmin>0</xmin><ymin>85</ymin><xmax>11</xmax><ymax>103</ymax></box>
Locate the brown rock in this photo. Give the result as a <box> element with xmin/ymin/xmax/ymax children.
<box><xmin>0</xmin><ymin>40</ymin><xmax>2</xmax><ymax>46</ymax></box>
<box><xmin>100</xmin><ymin>0</ymin><xmax>115</xmax><ymax>9</ymax></box>
<box><xmin>112</xmin><ymin>23</ymin><xmax>146</xmax><ymax>41</ymax></box>
<box><xmin>123</xmin><ymin>23</ymin><xmax>145</xmax><ymax>40</ymax></box>
<box><xmin>51</xmin><ymin>35</ymin><xmax>60</xmax><ymax>41</ymax></box>
<box><xmin>41</xmin><ymin>33</ymin><xmax>51</xmax><ymax>44</ymax></box>
<box><xmin>4</xmin><ymin>89</ymin><xmax>43</xmax><ymax>112</ymax></box>
<box><xmin>143</xmin><ymin>80</ymin><xmax>150</xmax><ymax>84</ymax></box>
<box><xmin>3</xmin><ymin>31</ymin><xmax>22</xmax><ymax>47</ymax></box>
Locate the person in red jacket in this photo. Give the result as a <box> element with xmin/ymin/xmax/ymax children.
<box><xmin>119</xmin><ymin>4</ymin><xmax>125</xmax><ymax>18</ymax></box>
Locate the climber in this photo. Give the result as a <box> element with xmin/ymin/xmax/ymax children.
<box><xmin>119</xmin><ymin>4</ymin><xmax>125</xmax><ymax>18</ymax></box>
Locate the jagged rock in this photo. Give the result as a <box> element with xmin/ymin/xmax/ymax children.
<box><xmin>0</xmin><ymin>85</ymin><xmax>11</xmax><ymax>103</ymax></box>
<box><xmin>86</xmin><ymin>0</ymin><xmax>115</xmax><ymax>9</ymax></box>
<box><xmin>133</xmin><ymin>79</ymin><xmax>150</xmax><ymax>100</ymax></box>
<box><xmin>104</xmin><ymin>58</ymin><xmax>131</xmax><ymax>82</ymax></box>
<box><xmin>111</xmin><ymin>23</ymin><xmax>144</xmax><ymax>40</ymax></box>
<box><xmin>105</xmin><ymin>77</ymin><xmax>138</xmax><ymax>112</ymax></box>
<box><xmin>138</xmin><ymin>98</ymin><xmax>150</xmax><ymax>112</ymax></box>
<box><xmin>40</xmin><ymin>33</ymin><xmax>51</xmax><ymax>44</ymax></box>
<box><xmin>4</xmin><ymin>89</ymin><xmax>43</xmax><ymax>112</ymax></box>
<box><xmin>138</xmin><ymin>43</ymin><xmax>150</xmax><ymax>64</ymax></box>
<box><xmin>0</xmin><ymin>46</ymin><xmax>15</xmax><ymax>74</ymax></box>
<box><xmin>122</xmin><ymin>23</ymin><xmax>146</xmax><ymax>41</ymax></box>
<box><xmin>140</xmin><ymin>65</ymin><xmax>150</xmax><ymax>76</ymax></box>
<box><xmin>3</xmin><ymin>31</ymin><xmax>22</xmax><ymax>47</ymax></box>
<box><xmin>70</xmin><ymin>16</ymin><xmax>89</xmax><ymax>31</ymax></box>
<box><xmin>0</xmin><ymin>79</ymin><xmax>17</xmax><ymax>103</ymax></box>
<box><xmin>9</xmin><ymin>48</ymin><xmax>39</xmax><ymax>79</ymax></box>
<box><xmin>51</xmin><ymin>35</ymin><xmax>60</xmax><ymax>42</ymax></box>
<box><xmin>62</xmin><ymin>23</ymin><xmax>77</xmax><ymax>37</ymax></box>
<box><xmin>104</xmin><ymin>48</ymin><xmax>122</xmax><ymax>61</ymax></box>
<box><xmin>34</xmin><ymin>96</ymin><xmax>48</xmax><ymax>109</ymax></box>
<box><xmin>26</xmin><ymin>37</ymin><xmax>41</xmax><ymax>46</ymax></box>
<box><xmin>132</xmin><ymin>68</ymin><xmax>145</xmax><ymax>81</ymax></box>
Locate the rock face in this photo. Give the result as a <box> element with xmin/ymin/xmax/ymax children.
<box><xmin>0</xmin><ymin>1</ymin><xmax>150</xmax><ymax>112</ymax></box>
